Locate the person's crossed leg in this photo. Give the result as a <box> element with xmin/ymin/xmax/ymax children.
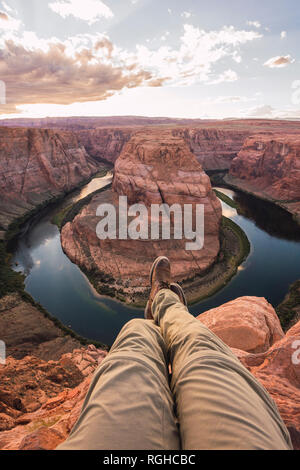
<box><xmin>58</xmin><ymin>257</ymin><xmax>292</xmax><ymax>450</ymax></box>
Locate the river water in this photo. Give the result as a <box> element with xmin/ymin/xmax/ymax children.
<box><xmin>12</xmin><ymin>176</ymin><xmax>300</xmax><ymax>346</ymax></box>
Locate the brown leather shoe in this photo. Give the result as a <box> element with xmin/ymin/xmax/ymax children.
<box><xmin>145</xmin><ymin>256</ymin><xmax>171</xmax><ymax>319</ymax></box>
<box><xmin>170</xmin><ymin>283</ymin><xmax>187</xmax><ymax>306</ymax></box>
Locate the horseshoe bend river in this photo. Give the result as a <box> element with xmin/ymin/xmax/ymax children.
<box><xmin>12</xmin><ymin>174</ymin><xmax>300</xmax><ymax>346</ymax></box>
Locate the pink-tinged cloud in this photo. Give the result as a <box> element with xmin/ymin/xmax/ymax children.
<box><xmin>0</xmin><ymin>11</ymin><xmax>9</xmax><ymax>21</ymax></box>
<box><xmin>0</xmin><ymin>23</ymin><xmax>262</xmax><ymax>115</ymax></box>
<box><xmin>0</xmin><ymin>37</ymin><xmax>167</xmax><ymax>114</ymax></box>
<box><xmin>264</xmin><ymin>55</ymin><xmax>295</xmax><ymax>68</ymax></box>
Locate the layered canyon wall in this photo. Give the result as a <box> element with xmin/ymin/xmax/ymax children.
<box><xmin>227</xmin><ymin>135</ymin><xmax>300</xmax><ymax>222</ymax></box>
<box><xmin>0</xmin><ymin>127</ymin><xmax>100</xmax><ymax>235</ymax></box>
<box><xmin>77</xmin><ymin>127</ymin><xmax>252</xmax><ymax>170</ymax></box>
<box><xmin>173</xmin><ymin>128</ymin><xmax>250</xmax><ymax>170</ymax></box>
<box><xmin>76</xmin><ymin>128</ymin><xmax>133</xmax><ymax>164</ymax></box>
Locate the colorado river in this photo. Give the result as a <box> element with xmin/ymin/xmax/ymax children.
<box><xmin>12</xmin><ymin>176</ymin><xmax>300</xmax><ymax>346</ymax></box>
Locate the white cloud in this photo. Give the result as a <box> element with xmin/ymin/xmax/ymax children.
<box><xmin>247</xmin><ymin>104</ymin><xmax>275</xmax><ymax>117</ymax></box>
<box><xmin>247</xmin><ymin>20</ymin><xmax>261</xmax><ymax>28</ymax></box>
<box><xmin>181</xmin><ymin>11</ymin><xmax>192</xmax><ymax>19</ymax></box>
<box><xmin>168</xmin><ymin>8</ymin><xmax>172</xmax><ymax>15</ymax></box>
<box><xmin>206</xmin><ymin>95</ymin><xmax>257</xmax><ymax>104</ymax></box>
<box><xmin>0</xmin><ymin>10</ymin><xmax>21</xmax><ymax>30</ymax></box>
<box><xmin>264</xmin><ymin>55</ymin><xmax>294</xmax><ymax>68</ymax></box>
<box><xmin>209</xmin><ymin>70</ymin><xmax>239</xmax><ymax>85</ymax></box>
<box><xmin>1</xmin><ymin>1</ymin><xmax>15</xmax><ymax>14</ymax></box>
<box><xmin>0</xmin><ymin>22</ymin><xmax>263</xmax><ymax>114</ymax></box>
<box><xmin>133</xmin><ymin>24</ymin><xmax>261</xmax><ymax>86</ymax></box>
<box><xmin>243</xmin><ymin>104</ymin><xmax>300</xmax><ymax>119</ymax></box>
<box><xmin>49</xmin><ymin>0</ymin><xmax>113</xmax><ymax>24</ymax></box>
<box><xmin>160</xmin><ymin>31</ymin><xmax>170</xmax><ymax>41</ymax></box>
<box><xmin>281</xmin><ymin>31</ymin><xmax>287</xmax><ymax>39</ymax></box>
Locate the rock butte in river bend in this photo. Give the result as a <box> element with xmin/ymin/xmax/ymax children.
<box><xmin>1</xmin><ymin>118</ymin><xmax>300</xmax><ymax>449</ymax></box>
<box><xmin>61</xmin><ymin>130</ymin><xmax>222</xmax><ymax>295</ymax></box>
<box><xmin>0</xmin><ymin>296</ymin><xmax>299</xmax><ymax>450</ymax></box>
<box><xmin>227</xmin><ymin>134</ymin><xmax>300</xmax><ymax>223</ymax></box>
<box><xmin>0</xmin><ymin>127</ymin><xmax>99</xmax><ymax>235</ymax></box>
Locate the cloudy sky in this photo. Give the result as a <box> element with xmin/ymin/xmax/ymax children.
<box><xmin>0</xmin><ymin>0</ymin><xmax>299</xmax><ymax>119</ymax></box>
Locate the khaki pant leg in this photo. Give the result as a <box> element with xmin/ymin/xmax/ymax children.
<box><xmin>152</xmin><ymin>289</ymin><xmax>292</xmax><ymax>450</ymax></box>
<box><xmin>58</xmin><ymin>318</ymin><xmax>180</xmax><ymax>450</ymax></box>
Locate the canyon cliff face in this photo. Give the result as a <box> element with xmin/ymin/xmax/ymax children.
<box><xmin>0</xmin><ymin>293</ymin><xmax>81</xmax><ymax>361</ymax></box>
<box><xmin>0</xmin><ymin>293</ymin><xmax>108</xmax><ymax>450</ymax></box>
<box><xmin>77</xmin><ymin>127</ymin><xmax>250</xmax><ymax>170</ymax></box>
<box><xmin>0</xmin><ymin>127</ymin><xmax>99</xmax><ymax>234</ymax></box>
<box><xmin>77</xmin><ymin>128</ymin><xmax>133</xmax><ymax>164</ymax></box>
<box><xmin>0</xmin><ymin>296</ymin><xmax>299</xmax><ymax>450</ymax></box>
<box><xmin>227</xmin><ymin>135</ymin><xmax>300</xmax><ymax>223</ymax></box>
<box><xmin>2</xmin><ymin>118</ymin><xmax>300</xmax><ymax>173</ymax></box>
<box><xmin>173</xmin><ymin>128</ymin><xmax>250</xmax><ymax>171</ymax></box>
<box><xmin>61</xmin><ymin>130</ymin><xmax>222</xmax><ymax>299</ymax></box>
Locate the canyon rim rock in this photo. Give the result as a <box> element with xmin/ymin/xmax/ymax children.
<box><xmin>0</xmin><ymin>297</ymin><xmax>299</xmax><ymax>450</ymax></box>
<box><xmin>77</xmin><ymin>127</ymin><xmax>250</xmax><ymax>170</ymax></box>
<box><xmin>227</xmin><ymin>134</ymin><xmax>300</xmax><ymax>223</ymax></box>
<box><xmin>199</xmin><ymin>296</ymin><xmax>284</xmax><ymax>353</ymax></box>
<box><xmin>77</xmin><ymin>128</ymin><xmax>133</xmax><ymax>164</ymax></box>
<box><xmin>0</xmin><ymin>345</ymin><xmax>107</xmax><ymax>450</ymax></box>
<box><xmin>199</xmin><ymin>299</ymin><xmax>300</xmax><ymax>450</ymax></box>
<box><xmin>234</xmin><ymin>320</ymin><xmax>300</xmax><ymax>450</ymax></box>
<box><xmin>61</xmin><ymin>130</ymin><xmax>222</xmax><ymax>301</ymax></box>
<box><xmin>172</xmin><ymin>128</ymin><xmax>251</xmax><ymax>171</ymax></box>
<box><xmin>0</xmin><ymin>127</ymin><xmax>99</xmax><ymax>233</ymax></box>
<box><xmin>0</xmin><ymin>293</ymin><xmax>81</xmax><ymax>361</ymax></box>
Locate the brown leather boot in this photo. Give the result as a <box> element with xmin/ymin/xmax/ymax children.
<box><xmin>145</xmin><ymin>256</ymin><xmax>171</xmax><ymax>320</ymax></box>
<box><xmin>170</xmin><ymin>283</ymin><xmax>187</xmax><ymax>306</ymax></box>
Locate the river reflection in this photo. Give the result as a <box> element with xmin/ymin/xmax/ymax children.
<box><xmin>12</xmin><ymin>179</ymin><xmax>300</xmax><ymax>346</ymax></box>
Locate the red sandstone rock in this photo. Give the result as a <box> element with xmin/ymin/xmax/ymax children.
<box><xmin>61</xmin><ymin>130</ymin><xmax>222</xmax><ymax>296</ymax></box>
<box><xmin>229</xmin><ymin>134</ymin><xmax>300</xmax><ymax>202</ymax></box>
<box><xmin>197</xmin><ymin>299</ymin><xmax>300</xmax><ymax>449</ymax></box>
<box><xmin>77</xmin><ymin>127</ymin><xmax>249</xmax><ymax>170</ymax></box>
<box><xmin>0</xmin><ymin>299</ymin><xmax>299</xmax><ymax>450</ymax></box>
<box><xmin>77</xmin><ymin>128</ymin><xmax>133</xmax><ymax>164</ymax></box>
<box><xmin>236</xmin><ymin>321</ymin><xmax>300</xmax><ymax>450</ymax></box>
<box><xmin>19</xmin><ymin>427</ymin><xmax>64</xmax><ymax>451</ymax></box>
<box><xmin>0</xmin><ymin>346</ymin><xmax>107</xmax><ymax>450</ymax></box>
<box><xmin>199</xmin><ymin>296</ymin><xmax>284</xmax><ymax>353</ymax></box>
<box><xmin>0</xmin><ymin>127</ymin><xmax>99</xmax><ymax>231</ymax></box>
<box><xmin>172</xmin><ymin>128</ymin><xmax>251</xmax><ymax>170</ymax></box>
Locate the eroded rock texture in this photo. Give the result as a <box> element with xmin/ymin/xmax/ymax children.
<box><xmin>227</xmin><ymin>135</ymin><xmax>300</xmax><ymax>222</ymax></box>
<box><xmin>0</xmin><ymin>345</ymin><xmax>107</xmax><ymax>450</ymax></box>
<box><xmin>0</xmin><ymin>293</ymin><xmax>81</xmax><ymax>361</ymax></box>
<box><xmin>172</xmin><ymin>128</ymin><xmax>250</xmax><ymax>170</ymax></box>
<box><xmin>198</xmin><ymin>298</ymin><xmax>300</xmax><ymax>450</ymax></box>
<box><xmin>200</xmin><ymin>296</ymin><xmax>284</xmax><ymax>353</ymax></box>
<box><xmin>77</xmin><ymin>128</ymin><xmax>133</xmax><ymax>164</ymax></box>
<box><xmin>61</xmin><ymin>130</ymin><xmax>222</xmax><ymax>296</ymax></box>
<box><xmin>0</xmin><ymin>296</ymin><xmax>299</xmax><ymax>450</ymax></box>
<box><xmin>0</xmin><ymin>127</ymin><xmax>99</xmax><ymax>232</ymax></box>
